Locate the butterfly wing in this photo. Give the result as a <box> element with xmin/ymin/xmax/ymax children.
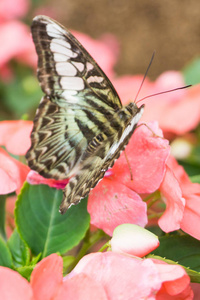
<box><xmin>26</xmin><ymin>15</ymin><xmax>123</xmax><ymax>179</ymax></box>
<box><xmin>27</xmin><ymin>15</ymin><xmax>144</xmax><ymax>212</ymax></box>
<box><xmin>31</xmin><ymin>15</ymin><xmax>122</xmax><ymax>109</ymax></box>
<box><xmin>59</xmin><ymin>104</ymin><xmax>144</xmax><ymax>213</ymax></box>
<box><xmin>59</xmin><ymin>132</ymin><xmax>118</xmax><ymax>213</ymax></box>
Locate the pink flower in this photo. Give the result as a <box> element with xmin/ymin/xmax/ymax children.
<box><xmin>152</xmin><ymin>259</ymin><xmax>193</xmax><ymax>299</ymax></box>
<box><xmin>191</xmin><ymin>283</ymin><xmax>200</xmax><ymax>299</ymax></box>
<box><xmin>0</xmin><ymin>0</ymin><xmax>30</xmax><ymax>23</ymax></box>
<box><xmin>0</xmin><ymin>148</ymin><xmax>29</xmax><ymax>194</ymax></box>
<box><xmin>0</xmin><ymin>120</ymin><xmax>33</xmax><ymax>155</ymax></box>
<box><xmin>72</xmin><ymin>252</ymin><xmax>193</xmax><ymax>299</ymax></box>
<box><xmin>159</xmin><ymin>163</ymin><xmax>186</xmax><ymax>232</ymax></box>
<box><xmin>27</xmin><ymin>170</ymin><xmax>68</xmax><ymax>189</ymax></box>
<box><xmin>158</xmin><ymin>156</ymin><xmax>200</xmax><ymax>240</ymax></box>
<box><xmin>110</xmin><ymin>224</ymin><xmax>159</xmax><ymax>257</ymax></box>
<box><xmin>0</xmin><ymin>247</ymin><xmax>193</xmax><ymax>299</ymax></box>
<box><xmin>0</xmin><ymin>266</ymin><xmax>33</xmax><ymax>300</ymax></box>
<box><xmin>0</xmin><ymin>254</ymin><xmax>107</xmax><ymax>300</ymax></box>
<box><xmin>114</xmin><ymin>71</ymin><xmax>200</xmax><ymax>135</ymax></box>
<box><xmin>0</xmin><ymin>21</ymin><xmax>36</xmax><ymax>78</ymax></box>
<box><xmin>88</xmin><ymin>121</ymin><xmax>170</xmax><ymax>235</ymax></box>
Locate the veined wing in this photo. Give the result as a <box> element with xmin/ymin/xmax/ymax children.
<box><xmin>26</xmin><ymin>95</ymin><xmax>122</xmax><ymax>179</ymax></box>
<box><xmin>26</xmin><ymin>15</ymin><xmax>124</xmax><ymax>179</ymax></box>
<box><xmin>59</xmin><ymin>104</ymin><xmax>144</xmax><ymax>213</ymax></box>
<box><xmin>31</xmin><ymin>15</ymin><xmax>122</xmax><ymax>110</ymax></box>
<box><xmin>26</xmin><ymin>15</ymin><xmax>145</xmax><ymax>212</ymax></box>
<box><xmin>60</xmin><ymin>132</ymin><xmax>118</xmax><ymax>214</ymax></box>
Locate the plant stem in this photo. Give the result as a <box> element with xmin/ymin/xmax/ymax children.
<box><xmin>67</xmin><ymin>229</ymin><xmax>107</xmax><ymax>272</ymax></box>
<box><xmin>0</xmin><ymin>195</ymin><xmax>6</xmax><ymax>241</ymax></box>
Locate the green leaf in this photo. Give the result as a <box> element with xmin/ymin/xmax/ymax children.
<box><xmin>190</xmin><ymin>174</ymin><xmax>200</xmax><ymax>184</ymax></box>
<box><xmin>183</xmin><ymin>58</ymin><xmax>200</xmax><ymax>85</ymax></box>
<box><xmin>0</xmin><ymin>195</ymin><xmax>6</xmax><ymax>240</ymax></box>
<box><xmin>7</xmin><ymin>229</ymin><xmax>30</xmax><ymax>268</ymax></box>
<box><xmin>30</xmin><ymin>253</ymin><xmax>42</xmax><ymax>265</ymax></box>
<box><xmin>152</xmin><ymin>235</ymin><xmax>200</xmax><ymax>272</ymax></box>
<box><xmin>178</xmin><ymin>160</ymin><xmax>200</xmax><ymax>177</ymax></box>
<box><xmin>15</xmin><ymin>183</ymin><xmax>90</xmax><ymax>257</ymax></box>
<box><xmin>0</xmin><ymin>237</ymin><xmax>13</xmax><ymax>268</ymax></box>
<box><xmin>16</xmin><ymin>265</ymin><xmax>35</xmax><ymax>281</ymax></box>
<box><xmin>2</xmin><ymin>73</ymin><xmax>42</xmax><ymax>118</ymax></box>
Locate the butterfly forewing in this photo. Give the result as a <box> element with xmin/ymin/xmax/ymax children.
<box><xmin>31</xmin><ymin>15</ymin><xmax>122</xmax><ymax>109</ymax></box>
<box><xmin>26</xmin><ymin>15</ymin><xmax>144</xmax><ymax>213</ymax></box>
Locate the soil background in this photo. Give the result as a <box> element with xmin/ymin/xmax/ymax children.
<box><xmin>45</xmin><ymin>0</ymin><xmax>200</xmax><ymax>80</ymax></box>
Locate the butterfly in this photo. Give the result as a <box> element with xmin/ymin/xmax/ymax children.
<box><xmin>26</xmin><ymin>15</ymin><xmax>144</xmax><ymax>214</ymax></box>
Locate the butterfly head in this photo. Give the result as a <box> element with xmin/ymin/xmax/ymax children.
<box><xmin>117</xmin><ymin>102</ymin><xmax>145</xmax><ymax>125</ymax></box>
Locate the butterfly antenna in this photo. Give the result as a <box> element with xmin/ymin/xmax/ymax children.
<box><xmin>137</xmin><ymin>84</ymin><xmax>192</xmax><ymax>104</ymax></box>
<box><xmin>134</xmin><ymin>50</ymin><xmax>156</xmax><ymax>103</ymax></box>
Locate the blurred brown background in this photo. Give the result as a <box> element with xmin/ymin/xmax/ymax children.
<box><xmin>43</xmin><ymin>0</ymin><xmax>200</xmax><ymax>79</ymax></box>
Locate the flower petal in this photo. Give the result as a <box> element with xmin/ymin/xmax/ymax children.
<box><xmin>0</xmin><ymin>21</ymin><xmax>36</xmax><ymax>73</ymax></box>
<box><xmin>58</xmin><ymin>273</ymin><xmax>107</xmax><ymax>300</ymax></box>
<box><xmin>31</xmin><ymin>254</ymin><xmax>63</xmax><ymax>300</ymax></box>
<box><xmin>152</xmin><ymin>259</ymin><xmax>193</xmax><ymax>299</ymax></box>
<box><xmin>73</xmin><ymin>252</ymin><xmax>162</xmax><ymax>299</ymax></box>
<box><xmin>27</xmin><ymin>170</ymin><xmax>69</xmax><ymax>189</ymax></box>
<box><xmin>0</xmin><ymin>148</ymin><xmax>29</xmax><ymax>194</ymax></box>
<box><xmin>166</xmin><ymin>156</ymin><xmax>200</xmax><ymax>240</ymax></box>
<box><xmin>0</xmin><ymin>267</ymin><xmax>33</xmax><ymax>300</ymax></box>
<box><xmin>88</xmin><ymin>179</ymin><xmax>147</xmax><ymax>236</ymax></box>
<box><xmin>114</xmin><ymin>71</ymin><xmax>200</xmax><ymax>135</ymax></box>
<box><xmin>159</xmin><ymin>165</ymin><xmax>185</xmax><ymax>232</ymax></box>
<box><xmin>0</xmin><ymin>120</ymin><xmax>32</xmax><ymax>155</ymax></box>
<box><xmin>181</xmin><ymin>192</ymin><xmax>200</xmax><ymax>240</ymax></box>
<box><xmin>0</xmin><ymin>0</ymin><xmax>30</xmax><ymax>22</ymax></box>
<box><xmin>112</xmin><ymin>121</ymin><xmax>170</xmax><ymax>194</ymax></box>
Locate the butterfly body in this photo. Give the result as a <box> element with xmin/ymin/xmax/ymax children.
<box><xmin>26</xmin><ymin>15</ymin><xmax>144</xmax><ymax>213</ymax></box>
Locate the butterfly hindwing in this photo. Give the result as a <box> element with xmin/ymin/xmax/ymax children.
<box><xmin>26</xmin><ymin>96</ymin><xmax>90</xmax><ymax>179</ymax></box>
<box><xmin>60</xmin><ymin>105</ymin><xmax>144</xmax><ymax>214</ymax></box>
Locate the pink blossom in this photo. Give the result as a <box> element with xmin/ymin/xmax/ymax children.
<box><xmin>169</xmin><ymin>156</ymin><xmax>200</xmax><ymax>240</ymax></box>
<box><xmin>88</xmin><ymin>121</ymin><xmax>170</xmax><ymax>235</ymax></box>
<box><xmin>0</xmin><ymin>21</ymin><xmax>36</xmax><ymax>78</ymax></box>
<box><xmin>0</xmin><ymin>267</ymin><xmax>33</xmax><ymax>300</ymax></box>
<box><xmin>0</xmin><ymin>254</ymin><xmax>107</xmax><ymax>300</ymax></box>
<box><xmin>159</xmin><ymin>164</ymin><xmax>185</xmax><ymax>232</ymax></box>
<box><xmin>72</xmin><ymin>252</ymin><xmax>193</xmax><ymax>299</ymax></box>
<box><xmin>0</xmin><ymin>246</ymin><xmax>193</xmax><ymax>299</ymax></box>
<box><xmin>27</xmin><ymin>170</ymin><xmax>68</xmax><ymax>189</ymax></box>
<box><xmin>158</xmin><ymin>156</ymin><xmax>200</xmax><ymax>240</ymax></box>
<box><xmin>0</xmin><ymin>148</ymin><xmax>29</xmax><ymax>194</ymax></box>
<box><xmin>114</xmin><ymin>71</ymin><xmax>200</xmax><ymax>135</ymax></box>
<box><xmin>0</xmin><ymin>0</ymin><xmax>30</xmax><ymax>23</ymax></box>
<box><xmin>0</xmin><ymin>120</ymin><xmax>33</xmax><ymax>155</ymax></box>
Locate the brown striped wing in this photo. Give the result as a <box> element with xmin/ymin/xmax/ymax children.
<box><xmin>26</xmin><ymin>15</ymin><xmax>122</xmax><ymax>179</ymax></box>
